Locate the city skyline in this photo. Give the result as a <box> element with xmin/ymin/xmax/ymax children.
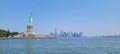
<box><xmin>0</xmin><ymin>0</ymin><xmax>120</xmax><ymax>36</ymax></box>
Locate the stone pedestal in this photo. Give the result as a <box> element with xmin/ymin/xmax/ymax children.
<box><xmin>23</xmin><ymin>25</ymin><xmax>36</xmax><ymax>37</ymax></box>
<box><xmin>27</xmin><ymin>25</ymin><xmax>33</xmax><ymax>32</ymax></box>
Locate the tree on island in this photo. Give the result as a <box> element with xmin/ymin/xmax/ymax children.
<box><xmin>6</xmin><ymin>29</ymin><xmax>10</xmax><ymax>37</ymax></box>
<box><xmin>10</xmin><ymin>32</ymin><xmax>19</xmax><ymax>37</ymax></box>
<box><xmin>0</xmin><ymin>29</ymin><xmax>7</xmax><ymax>37</ymax></box>
<box><xmin>0</xmin><ymin>29</ymin><xmax>19</xmax><ymax>37</ymax></box>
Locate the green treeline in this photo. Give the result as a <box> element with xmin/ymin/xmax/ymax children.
<box><xmin>0</xmin><ymin>29</ymin><xmax>19</xmax><ymax>37</ymax></box>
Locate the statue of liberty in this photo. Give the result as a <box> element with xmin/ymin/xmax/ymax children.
<box><xmin>29</xmin><ymin>13</ymin><xmax>32</xmax><ymax>26</ymax></box>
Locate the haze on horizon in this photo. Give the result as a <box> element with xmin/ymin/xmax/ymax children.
<box><xmin>0</xmin><ymin>0</ymin><xmax>120</xmax><ymax>36</ymax></box>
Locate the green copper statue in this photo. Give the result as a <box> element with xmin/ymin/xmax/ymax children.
<box><xmin>29</xmin><ymin>13</ymin><xmax>32</xmax><ymax>26</ymax></box>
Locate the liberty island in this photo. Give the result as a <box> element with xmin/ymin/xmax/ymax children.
<box><xmin>0</xmin><ymin>13</ymin><xmax>55</xmax><ymax>39</ymax></box>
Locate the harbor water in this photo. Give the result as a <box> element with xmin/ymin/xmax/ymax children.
<box><xmin>0</xmin><ymin>37</ymin><xmax>120</xmax><ymax>54</ymax></box>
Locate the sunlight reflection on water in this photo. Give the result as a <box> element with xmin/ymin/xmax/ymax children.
<box><xmin>25</xmin><ymin>39</ymin><xmax>32</xmax><ymax>54</ymax></box>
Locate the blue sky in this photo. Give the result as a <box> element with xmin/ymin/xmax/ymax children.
<box><xmin>0</xmin><ymin>0</ymin><xmax>120</xmax><ymax>36</ymax></box>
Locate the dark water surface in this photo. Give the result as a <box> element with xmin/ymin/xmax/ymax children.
<box><xmin>0</xmin><ymin>37</ymin><xmax>120</xmax><ymax>54</ymax></box>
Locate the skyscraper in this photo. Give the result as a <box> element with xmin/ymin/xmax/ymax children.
<box><xmin>54</xmin><ymin>28</ymin><xmax>57</xmax><ymax>36</ymax></box>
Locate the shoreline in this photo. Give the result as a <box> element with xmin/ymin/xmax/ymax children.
<box><xmin>0</xmin><ymin>37</ymin><xmax>56</xmax><ymax>40</ymax></box>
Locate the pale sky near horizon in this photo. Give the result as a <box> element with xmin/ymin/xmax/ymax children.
<box><xmin>0</xmin><ymin>0</ymin><xmax>120</xmax><ymax>36</ymax></box>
